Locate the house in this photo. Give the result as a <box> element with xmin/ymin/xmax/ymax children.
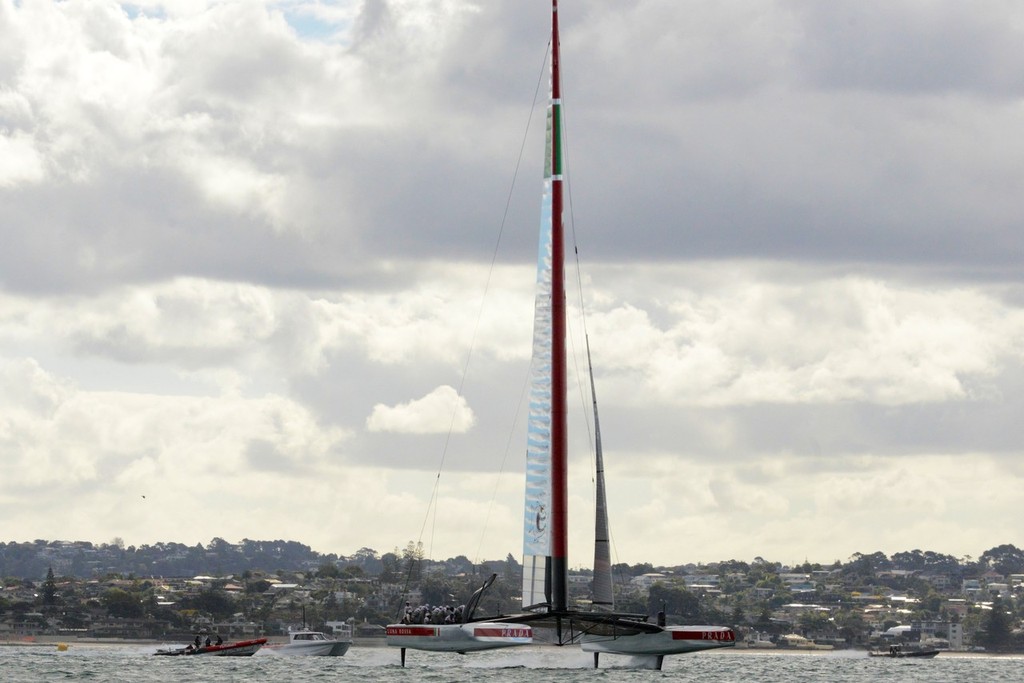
<box><xmin>630</xmin><ymin>573</ymin><xmax>667</xmax><ymax>589</ymax></box>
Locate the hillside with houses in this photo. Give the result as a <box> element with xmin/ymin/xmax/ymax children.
<box><xmin>1</xmin><ymin>539</ymin><xmax>1022</xmax><ymax>651</ymax></box>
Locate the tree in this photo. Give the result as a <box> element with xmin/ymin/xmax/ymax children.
<box><xmin>717</xmin><ymin>560</ymin><xmax>750</xmax><ymax>574</ymax></box>
<box><xmin>317</xmin><ymin>563</ymin><xmax>340</xmax><ymax>579</ymax></box>
<box><xmin>631</xmin><ymin>562</ymin><xmax>655</xmax><ymax>577</ymax></box>
<box><xmin>183</xmin><ymin>589</ymin><xmax>235</xmax><ymax>620</ymax></box>
<box><xmin>341</xmin><ymin>565</ymin><xmax>365</xmax><ymax>579</ymax></box>
<box><xmin>42</xmin><ymin>567</ymin><xmax>58</xmax><ymax>606</ymax></box>
<box><xmin>401</xmin><ymin>541</ymin><xmax>424</xmax><ymax>582</ymax></box>
<box><xmin>419</xmin><ymin>575</ymin><xmax>456</xmax><ymax>607</ymax></box>
<box><xmin>503</xmin><ymin>554</ymin><xmax>519</xmax><ymax>588</ymax></box>
<box><xmin>798</xmin><ymin>610</ymin><xmax>831</xmax><ymax>634</ymax></box>
<box><xmin>647</xmin><ymin>584</ymin><xmax>700</xmax><ymax>622</ymax></box>
<box><xmin>353</xmin><ymin>547</ymin><xmax>379</xmax><ymax>561</ymax></box>
<box><xmin>379</xmin><ymin>552</ymin><xmax>400</xmax><ymax>584</ymax></box>
<box><xmin>843</xmin><ymin>551</ymin><xmax>891</xmax><ymax>579</ymax></box>
<box><xmin>102</xmin><ymin>588</ymin><xmax>144</xmax><ymax>618</ymax></box>
<box><xmin>979</xmin><ymin>598</ymin><xmax>1013</xmax><ymax>652</ymax></box>
<box><xmin>980</xmin><ymin>544</ymin><xmax>1024</xmax><ymax>576</ymax></box>
<box><xmin>835</xmin><ymin>610</ymin><xmax>868</xmax><ymax>645</ymax></box>
<box><xmin>754</xmin><ymin>605</ymin><xmax>774</xmax><ymax>630</ymax></box>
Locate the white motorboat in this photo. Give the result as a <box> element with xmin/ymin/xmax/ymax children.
<box><xmin>266</xmin><ymin>624</ymin><xmax>352</xmax><ymax>656</ymax></box>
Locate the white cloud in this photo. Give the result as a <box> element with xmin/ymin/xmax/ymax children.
<box><xmin>597</xmin><ymin>451</ymin><xmax>1024</xmax><ymax>565</ymax></box>
<box><xmin>0</xmin><ymin>357</ymin><xmax>350</xmax><ymax>495</ymax></box>
<box><xmin>0</xmin><ymin>130</ymin><xmax>44</xmax><ymax>187</ymax></box>
<box><xmin>586</xmin><ymin>269</ymin><xmax>1024</xmax><ymax>407</ymax></box>
<box><xmin>2</xmin><ymin>0</ymin><xmax>1024</xmax><ymax>566</ymax></box>
<box><xmin>366</xmin><ymin>385</ymin><xmax>475</xmax><ymax>434</ymax></box>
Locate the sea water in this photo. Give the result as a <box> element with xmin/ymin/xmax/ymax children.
<box><xmin>1</xmin><ymin>644</ymin><xmax>1021</xmax><ymax>683</ymax></box>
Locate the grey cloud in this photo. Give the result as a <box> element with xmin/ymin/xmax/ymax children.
<box><xmin>793</xmin><ymin>1</ymin><xmax>1024</xmax><ymax>96</ymax></box>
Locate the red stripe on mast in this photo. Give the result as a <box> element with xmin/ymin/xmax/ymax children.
<box><xmin>549</xmin><ymin>0</ymin><xmax>568</xmax><ymax>613</ymax></box>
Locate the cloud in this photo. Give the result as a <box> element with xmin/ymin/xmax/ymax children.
<box><xmin>0</xmin><ymin>131</ymin><xmax>44</xmax><ymax>187</ymax></box>
<box><xmin>0</xmin><ymin>357</ymin><xmax>350</xmax><ymax>494</ymax></box>
<box><xmin>599</xmin><ymin>450</ymin><xmax>1024</xmax><ymax>565</ymax></box>
<box><xmin>366</xmin><ymin>385</ymin><xmax>475</xmax><ymax>434</ymax></box>
<box><xmin>586</xmin><ymin>269</ymin><xmax>1024</xmax><ymax>407</ymax></box>
<box><xmin>2</xmin><ymin>1</ymin><xmax>1024</xmax><ymax>565</ymax></box>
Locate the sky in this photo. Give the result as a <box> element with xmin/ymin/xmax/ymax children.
<box><xmin>2</xmin><ymin>0</ymin><xmax>1024</xmax><ymax>571</ymax></box>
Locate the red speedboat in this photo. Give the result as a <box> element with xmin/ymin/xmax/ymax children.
<box><xmin>154</xmin><ymin>637</ymin><xmax>267</xmax><ymax>656</ymax></box>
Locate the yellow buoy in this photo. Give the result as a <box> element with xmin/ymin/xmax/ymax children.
<box><xmin>56</xmin><ymin>643</ymin><xmax>69</xmax><ymax>651</ymax></box>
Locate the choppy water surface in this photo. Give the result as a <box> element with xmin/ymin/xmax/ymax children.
<box><xmin>1</xmin><ymin>644</ymin><xmax>1021</xmax><ymax>683</ymax></box>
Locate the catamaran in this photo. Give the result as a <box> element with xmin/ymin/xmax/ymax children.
<box><xmin>386</xmin><ymin>0</ymin><xmax>736</xmax><ymax>669</ymax></box>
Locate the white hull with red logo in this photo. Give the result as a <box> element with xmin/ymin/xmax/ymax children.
<box><xmin>581</xmin><ymin>625</ymin><xmax>736</xmax><ymax>656</ymax></box>
<box><xmin>385</xmin><ymin>623</ymin><xmax>532</xmax><ymax>653</ymax></box>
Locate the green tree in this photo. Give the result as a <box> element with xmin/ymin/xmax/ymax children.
<box><xmin>980</xmin><ymin>598</ymin><xmax>1013</xmax><ymax>652</ymax></box>
<box><xmin>380</xmin><ymin>552</ymin><xmax>400</xmax><ymax>584</ymax></box>
<box><xmin>341</xmin><ymin>565</ymin><xmax>365</xmax><ymax>579</ymax></box>
<box><xmin>102</xmin><ymin>588</ymin><xmax>144</xmax><ymax>618</ymax></box>
<box><xmin>183</xmin><ymin>589</ymin><xmax>235</xmax><ymax>620</ymax></box>
<box><xmin>419</xmin><ymin>575</ymin><xmax>455</xmax><ymax>607</ymax></box>
<box><xmin>798</xmin><ymin>610</ymin><xmax>831</xmax><ymax>633</ymax></box>
<box><xmin>631</xmin><ymin>562</ymin><xmax>655</xmax><ymax>577</ymax></box>
<box><xmin>647</xmin><ymin>583</ymin><xmax>700</xmax><ymax>622</ymax></box>
<box><xmin>835</xmin><ymin>610</ymin><xmax>868</xmax><ymax>645</ymax></box>
<box><xmin>42</xmin><ymin>567</ymin><xmax>58</xmax><ymax>606</ymax></box>
<box><xmin>317</xmin><ymin>563</ymin><xmax>340</xmax><ymax>579</ymax></box>
<box><xmin>401</xmin><ymin>541</ymin><xmax>424</xmax><ymax>582</ymax></box>
<box><xmin>980</xmin><ymin>544</ymin><xmax>1024</xmax><ymax>576</ymax></box>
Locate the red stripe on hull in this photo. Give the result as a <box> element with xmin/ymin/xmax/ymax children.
<box><xmin>386</xmin><ymin>626</ymin><xmax>436</xmax><ymax>637</ymax></box>
<box><xmin>472</xmin><ymin>627</ymin><xmax>532</xmax><ymax>638</ymax></box>
<box><xmin>671</xmin><ymin>630</ymin><xmax>736</xmax><ymax>642</ymax></box>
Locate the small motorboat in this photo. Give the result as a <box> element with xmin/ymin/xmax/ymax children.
<box><xmin>265</xmin><ymin>627</ymin><xmax>352</xmax><ymax>656</ymax></box>
<box><xmin>153</xmin><ymin>637</ymin><xmax>267</xmax><ymax>656</ymax></box>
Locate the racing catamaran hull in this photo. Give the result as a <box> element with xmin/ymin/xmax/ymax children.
<box><xmin>385</xmin><ymin>623</ymin><xmax>533</xmax><ymax>653</ymax></box>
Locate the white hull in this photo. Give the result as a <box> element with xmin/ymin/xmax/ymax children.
<box><xmin>265</xmin><ymin>628</ymin><xmax>351</xmax><ymax>656</ymax></box>
<box><xmin>386</xmin><ymin>622</ymin><xmax>532</xmax><ymax>653</ymax></box>
<box><xmin>267</xmin><ymin>640</ymin><xmax>350</xmax><ymax>656</ymax></box>
<box><xmin>581</xmin><ymin>625</ymin><xmax>736</xmax><ymax>656</ymax></box>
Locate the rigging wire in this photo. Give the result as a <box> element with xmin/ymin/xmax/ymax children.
<box><xmin>399</xmin><ymin>40</ymin><xmax>554</xmax><ymax>607</ymax></box>
<box><xmin>561</xmin><ymin>52</ymin><xmax>626</xmax><ymax>592</ymax></box>
<box><xmin>468</xmin><ymin>41</ymin><xmax>552</xmax><ymax>565</ymax></box>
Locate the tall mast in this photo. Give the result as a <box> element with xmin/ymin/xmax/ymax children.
<box><xmin>521</xmin><ymin>0</ymin><xmax>567</xmax><ymax>617</ymax></box>
<box><xmin>549</xmin><ymin>0</ymin><xmax>568</xmax><ymax>614</ymax></box>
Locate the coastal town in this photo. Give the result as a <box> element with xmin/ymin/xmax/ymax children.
<box><xmin>1</xmin><ymin>538</ymin><xmax>1022</xmax><ymax>653</ymax></box>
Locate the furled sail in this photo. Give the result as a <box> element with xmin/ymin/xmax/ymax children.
<box><xmin>587</xmin><ymin>336</ymin><xmax>614</xmax><ymax>607</ymax></box>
